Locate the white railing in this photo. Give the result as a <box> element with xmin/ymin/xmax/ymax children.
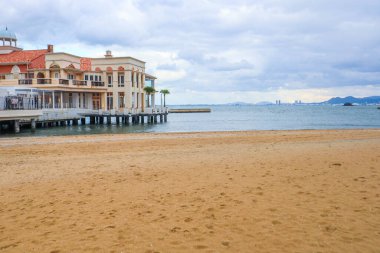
<box><xmin>146</xmin><ymin>106</ymin><xmax>168</xmax><ymax>113</ymax></box>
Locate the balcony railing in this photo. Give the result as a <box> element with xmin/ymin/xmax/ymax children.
<box><xmin>59</xmin><ymin>79</ymin><xmax>69</xmax><ymax>85</ymax></box>
<box><xmin>14</xmin><ymin>78</ymin><xmax>107</xmax><ymax>87</ymax></box>
<box><xmin>91</xmin><ymin>81</ymin><xmax>105</xmax><ymax>87</ymax></box>
<box><xmin>37</xmin><ymin>78</ymin><xmax>52</xmax><ymax>84</ymax></box>
<box><xmin>18</xmin><ymin>79</ymin><xmax>32</xmax><ymax>85</ymax></box>
<box><xmin>73</xmin><ymin>80</ymin><xmax>87</xmax><ymax>86</ymax></box>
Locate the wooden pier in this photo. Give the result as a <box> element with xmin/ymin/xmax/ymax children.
<box><xmin>0</xmin><ymin>109</ymin><xmax>168</xmax><ymax>134</ymax></box>
<box><xmin>169</xmin><ymin>108</ymin><xmax>211</xmax><ymax>113</ymax></box>
<box><xmin>0</xmin><ymin>110</ymin><xmax>42</xmax><ymax>134</ymax></box>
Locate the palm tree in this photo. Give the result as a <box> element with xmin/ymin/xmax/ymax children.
<box><xmin>143</xmin><ymin>86</ymin><xmax>156</xmax><ymax>108</ymax></box>
<box><xmin>160</xmin><ymin>89</ymin><xmax>170</xmax><ymax>107</ymax></box>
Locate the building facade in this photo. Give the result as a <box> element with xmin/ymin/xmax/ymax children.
<box><xmin>0</xmin><ymin>28</ymin><xmax>157</xmax><ymax>113</ymax></box>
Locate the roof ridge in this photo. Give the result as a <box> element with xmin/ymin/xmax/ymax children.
<box><xmin>29</xmin><ymin>51</ymin><xmax>47</xmax><ymax>62</ymax></box>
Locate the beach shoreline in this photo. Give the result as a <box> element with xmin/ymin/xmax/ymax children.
<box><xmin>1</xmin><ymin>129</ymin><xmax>379</xmax><ymax>252</ymax></box>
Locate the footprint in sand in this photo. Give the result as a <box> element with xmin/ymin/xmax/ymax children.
<box><xmin>221</xmin><ymin>241</ymin><xmax>230</xmax><ymax>247</ymax></box>
<box><xmin>194</xmin><ymin>245</ymin><xmax>208</xmax><ymax>249</ymax></box>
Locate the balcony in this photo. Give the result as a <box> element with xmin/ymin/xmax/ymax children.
<box><xmin>73</xmin><ymin>80</ymin><xmax>87</xmax><ymax>86</ymax></box>
<box><xmin>91</xmin><ymin>81</ymin><xmax>105</xmax><ymax>87</ymax></box>
<box><xmin>59</xmin><ymin>79</ymin><xmax>69</xmax><ymax>85</ymax></box>
<box><xmin>9</xmin><ymin>78</ymin><xmax>107</xmax><ymax>89</ymax></box>
<box><xmin>18</xmin><ymin>79</ymin><xmax>32</xmax><ymax>85</ymax></box>
<box><xmin>37</xmin><ymin>78</ymin><xmax>52</xmax><ymax>84</ymax></box>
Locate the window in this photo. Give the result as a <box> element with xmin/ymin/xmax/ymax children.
<box><xmin>90</xmin><ymin>75</ymin><xmax>94</xmax><ymax>81</ymax></box>
<box><xmin>92</xmin><ymin>93</ymin><xmax>101</xmax><ymax>110</ymax></box>
<box><xmin>67</xmin><ymin>74</ymin><xmax>74</xmax><ymax>80</ymax></box>
<box><xmin>54</xmin><ymin>72</ymin><xmax>59</xmax><ymax>78</ymax></box>
<box><xmin>118</xmin><ymin>74</ymin><xmax>124</xmax><ymax>87</ymax></box>
<box><xmin>95</xmin><ymin>75</ymin><xmax>98</xmax><ymax>81</ymax></box>
<box><xmin>85</xmin><ymin>75</ymin><xmax>88</xmax><ymax>81</ymax></box>
<box><xmin>118</xmin><ymin>92</ymin><xmax>125</xmax><ymax>108</ymax></box>
<box><xmin>99</xmin><ymin>75</ymin><xmax>102</xmax><ymax>81</ymax></box>
<box><xmin>68</xmin><ymin>93</ymin><xmax>73</xmax><ymax>108</ymax></box>
<box><xmin>107</xmin><ymin>92</ymin><xmax>113</xmax><ymax>110</ymax></box>
<box><xmin>107</xmin><ymin>75</ymin><xmax>112</xmax><ymax>87</ymax></box>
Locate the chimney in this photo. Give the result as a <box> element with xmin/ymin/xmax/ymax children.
<box><xmin>105</xmin><ymin>50</ymin><xmax>113</xmax><ymax>58</ymax></box>
<box><xmin>47</xmin><ymin>44</ymin><xmax>54</xmax><ymax>53</ymax></box>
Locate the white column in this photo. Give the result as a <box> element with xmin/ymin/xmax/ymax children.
<box><xmin>60</xmin><ymin>92</ymin><xmax>63</xmax><ymax>109</ymax></box>
<box><xmin>87</xmin><ymin>93</ymin><xmax>92</xmax><ymax>109</ymax></box>
<box><xmin>113</xmin><ymin>92</ymin><xmax>118</xmax><ymax>110</ymax></box>
<box><xmin>52</xmin><ymin>91</ymin><xmax>55</xmax><ymax>109</ymax></box>
<box><xmin>105</xmin><ymin>92</ymin><xmax>108</xmax><ymax>110</ymax></box>
<box><xmin>152</xmin><ymin>79</ymin><xmax>156</xmax><ymax>107</ymax></box>
<box><xmin>42</xmin><ymin>91</ymin><xmax>45</xmax><ymax>109</ymax></box>
<box><xmin>134</xmin><ymin>92</ymin><xmax>137</xmax><ymax>108</ymax></box>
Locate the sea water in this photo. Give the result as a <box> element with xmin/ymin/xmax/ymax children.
<box><xmin>1</xmin><ymin>105</ymin><xmax>379</xmax><ymax>137</ymax></box>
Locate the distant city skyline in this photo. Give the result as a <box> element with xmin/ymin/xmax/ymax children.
<box><xmin>1</xmin><ymin>0</ymin><xmax>380</xmax><ymax>104</ymax></box>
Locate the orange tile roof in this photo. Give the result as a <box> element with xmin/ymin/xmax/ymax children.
<box><xmin>0</xmin><ymin>49</ymin><xmax>48</xmax><ymax>67</ymax></box>
<box><xmin>29</xmin><ymin>54</ymin><xmax>46</xmax><ymax>69</ymax></box>
<box><xmin>0</xmin><ymin>65</ymin><xmax>12</xmax><ymax>74</ymax></box>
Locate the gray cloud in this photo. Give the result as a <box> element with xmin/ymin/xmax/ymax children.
<box><xmin>1</xmin><ymin>0</ymin><xmax>380</xmax><ymax>98</ymax></box>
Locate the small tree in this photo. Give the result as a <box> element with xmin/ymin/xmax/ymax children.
<box><xmin>160</xmin><ymin>89</ymin><xmax>170</xmax><ymax>107</ymax></box>
<box><xmin>144</xmin><ymin>86</ymin><xmax>156</xmax><ymax>108</ymax></box>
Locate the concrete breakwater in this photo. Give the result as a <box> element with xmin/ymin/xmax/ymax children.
<box><xmin>169</xmin><ymin>108</ymin><xmax>211</xmax><ymax>113</ymax></box>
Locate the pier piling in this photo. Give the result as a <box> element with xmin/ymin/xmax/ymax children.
<box><xmin>31</xmin><ymin>119</ymin><xmax>36</xmax><ymax>132</ymax></box>
<box><xmin>14</xmin><ymin>120</ymin><xmax>20</xmax><ymax>133</ymax></box>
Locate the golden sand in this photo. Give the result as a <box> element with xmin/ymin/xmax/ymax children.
<box><xmin>0</xmin><ymin>129</ymin><xmax>379</xmax><ymax>252</ymax></box>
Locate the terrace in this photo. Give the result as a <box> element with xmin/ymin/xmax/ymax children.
<box><xmin>0</xmin><ymin>78</ymin><xmax>105</xmax><ymax>88</ymax></box>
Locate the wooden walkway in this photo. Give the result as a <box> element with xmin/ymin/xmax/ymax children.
<box><xmin>0</xmin><ymin>109</ymin><xmax>168</xmax><ymax>134</ymax></box>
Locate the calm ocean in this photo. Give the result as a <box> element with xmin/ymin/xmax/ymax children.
<box><xmin>2</xmin><ymin>105</ymin><xmax>380</xmax><ymax>137</ymax></box>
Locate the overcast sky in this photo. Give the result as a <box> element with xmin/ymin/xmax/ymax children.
<box><xmin>1</xmin><ymin>0</ymin><xmax>380</xmax><ymax>104</ymax></box>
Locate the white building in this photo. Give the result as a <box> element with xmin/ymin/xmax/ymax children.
<box><xmin>0</xmin><ymin>28</ymin><xmax>157</xmax><ymax>113</ymax></box>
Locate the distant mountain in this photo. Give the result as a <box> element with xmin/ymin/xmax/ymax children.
<box><xmin>225</xmin><ymin>102</ymin><xmax>254</xmax><ymax>106</ymax></box>
<box><xmin>255</xmin><ymin>101</ymin><xmax>274</xmax><ymax>105</ymax></box>
<box><xmin>323</xmin><ymin>96</ymin><xmax>380</xmax><ymax>105</ymax></box>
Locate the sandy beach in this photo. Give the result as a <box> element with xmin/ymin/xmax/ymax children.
<box><xmin>0</xmin><ymin>129</ymin><xmax>379</xmax><ymax>252</ymax></box>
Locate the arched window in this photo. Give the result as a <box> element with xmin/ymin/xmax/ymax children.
<box><xmin>11</xmin><ymin>65</ymin><xmax>20</xmax><ymax>74</ymax></box>
<box><xmin>37</xmin><ymin>72</ymin><xmax>45</xmax><ymax>78</ymax></box>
